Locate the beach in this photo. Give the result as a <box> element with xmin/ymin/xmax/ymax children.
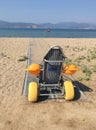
<box><xmin>0</xmin><ymin>38</ymin><xmax>96</xmax><ymax>130</ymax></box>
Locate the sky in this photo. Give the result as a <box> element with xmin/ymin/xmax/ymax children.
<box><xmin>0</xmin><ymin>0</ymin><xmax>96</xmax><ymax>24</ymax></box>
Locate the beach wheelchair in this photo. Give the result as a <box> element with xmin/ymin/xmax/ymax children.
<box><xmin>25</xmin><ymin>46</ymin><xmax>79</xmax><ymax>102</ymax></box>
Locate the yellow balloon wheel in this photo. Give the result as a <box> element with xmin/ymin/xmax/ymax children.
<box><xmin>63</xmin><ymin>81</ymin><xmax>74</xmax><ymax>100</ymax></box>
<box><xmin>28</xmin><ymin>82</ymin><xmax>38</xmax><ymax>102</ymax></box>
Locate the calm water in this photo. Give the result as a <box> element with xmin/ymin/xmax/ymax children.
<box><xmin>0</xmin><ymin>28</ymin><xmax>96</xmax><ymax>38</ymax></box>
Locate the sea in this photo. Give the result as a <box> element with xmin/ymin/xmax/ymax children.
<box><xmin>0</xmin><ymin>28</ymin><xmax>96</xmax><ymax>38</ymax></box>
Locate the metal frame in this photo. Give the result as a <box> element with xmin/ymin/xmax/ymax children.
<box><xmin>38</xmin><ymin>45</ymin><xmax>65</xmax><ymax>97</ymax></box>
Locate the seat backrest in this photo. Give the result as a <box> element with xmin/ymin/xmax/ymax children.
<box><xmin>43</xmin><ymin>46</ymin><xmax>65</xmax><ymax>84</ymax></box>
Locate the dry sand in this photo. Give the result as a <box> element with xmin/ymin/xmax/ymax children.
<box><xmin>0</xmin><ymin>38</ymin><xmax>96</xmax><ymax>130</ymax></box>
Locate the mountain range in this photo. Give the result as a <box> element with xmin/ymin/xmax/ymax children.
<box><xmin>0</xmin><ymin>20</ymin><xmax>96</xmax><ymax>29</ymax></box>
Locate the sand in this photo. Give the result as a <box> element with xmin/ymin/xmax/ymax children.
<box><xmin>0</xmin><ymin>38</ymin><xmax>96</xmax><ymax>130</ymax></box>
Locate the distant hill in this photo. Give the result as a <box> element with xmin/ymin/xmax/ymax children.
<box><xmin>0</xmin><ymin>20</ymin><xmax>39</xmax><ymax>29</ymax></box>
<box><xmin>39</xmin><ymin>22</ymin><xmax>96</xmax><ymax>29</ymax></box>
<box><xmin>0</xmin><ymin>20</ymin><xmax>96</xmax><ymax>29</ymax></box>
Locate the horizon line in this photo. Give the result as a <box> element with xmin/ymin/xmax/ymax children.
<box><xmin>0</xmin><ymin>20</ymin><xmax>96</xmax><ymax>24</ymax></box>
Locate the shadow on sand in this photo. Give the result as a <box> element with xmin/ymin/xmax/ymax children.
<box><xmin>73</xmin><ymin>81</ymin><xmax>93</xmax><ymax>101</ymax></box>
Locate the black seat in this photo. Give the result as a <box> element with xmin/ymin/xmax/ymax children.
<box><xmin>42</xmin><ymin>46</ymin><xmax>65</xmax><ymax>84</ymax></box>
